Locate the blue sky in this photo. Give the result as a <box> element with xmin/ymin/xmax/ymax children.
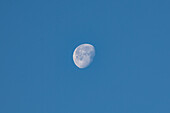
<box><xmin>0</xmin><ymin>0</ymin><xmax>170</xmax><ymax>113</ymax></box>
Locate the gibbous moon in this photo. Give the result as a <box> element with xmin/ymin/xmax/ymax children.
<box><xmin>73</xmin><ymin>44</ymin><xmax>95</xmax><ymax>68</ymax></box>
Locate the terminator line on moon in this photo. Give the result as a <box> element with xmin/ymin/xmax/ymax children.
<box><xmin>73</xmin><ymin>44</ymin><xmax>95</xmax><ymax>68</ymax></box>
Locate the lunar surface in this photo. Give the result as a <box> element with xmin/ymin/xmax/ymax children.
<box><xmin>73</xmin><ymin>44</ymin><xmax>95</xmax><ymax>68</ymax></box>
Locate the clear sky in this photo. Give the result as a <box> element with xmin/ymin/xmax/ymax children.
<box><xmin>0</xmin><ymin>0</ymin><xmax>170</xmax><ymax>113</ymax></box>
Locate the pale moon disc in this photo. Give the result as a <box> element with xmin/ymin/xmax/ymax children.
<box><xmin>73</xmin><ymin>44</ymin><xmax>95</xmax><ymax>68</ymax></box>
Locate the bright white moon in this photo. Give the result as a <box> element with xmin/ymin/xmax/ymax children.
<box><xmin>73</xmin><ymin>44</ymin><xmax>95</xmax><ymax>68</ymax></box>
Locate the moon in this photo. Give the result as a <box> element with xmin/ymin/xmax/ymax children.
<box><xmin>73</xmin><ymin>44</ymin><xmax>95</xmax><ymax>68</ymax></box>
